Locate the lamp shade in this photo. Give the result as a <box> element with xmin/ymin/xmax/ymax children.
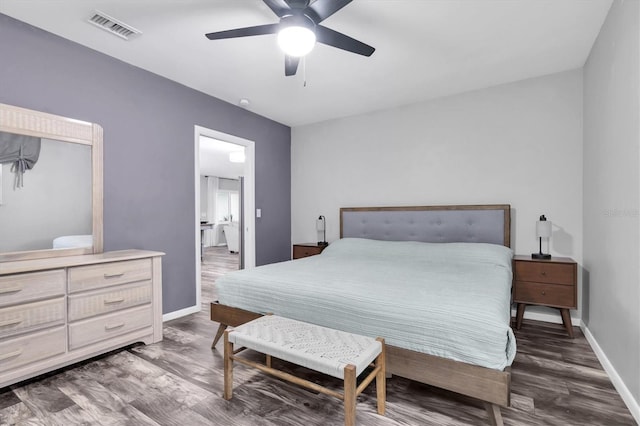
<box><xmin>536</xmin><ymin>220</ymin><xmax>552</xmax><ymax>238</ymax></box>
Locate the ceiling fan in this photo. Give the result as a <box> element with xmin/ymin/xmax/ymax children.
<box><xmin>204</xmin><ymin>0</ymin><xmax>375</xmax><ymax>76</ymax></box>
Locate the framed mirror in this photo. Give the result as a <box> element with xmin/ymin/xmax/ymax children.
<box><xmin>0</xmin><ymin>103</ymin><xmax>103</xmax><ymax>262</ymax></box>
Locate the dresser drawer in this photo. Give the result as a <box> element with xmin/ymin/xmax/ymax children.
<box><xmin>68</xmin><ymin>304</ymin><xmax>152</xmax><ymax>350</ymax></box>
<box><xmin>514</xmin><ymin>281</ymin><xmax>576</xmax><ymax>308</ymax></box>
<box><xmin>0</xmin><ymin>297</ymin><xmax>65</xmax><ymax>338</ymax></box>
<box><xmin>68</xmin><ymin>281</ymin><xmax>152</xmax><ymax>321</ymax></box>
<box><xmin>68</xmin><ymin>259</ymin><xmax>152</xmax><ymax>293</ymax></box>
<box><xmin>514</xmin><ymin>261</ymin><xmax>575</xmax><ymax>285</ymax></box>
<box><xmin>0</xmin><ymin>326</ymin><xmax>66</xmax><ymax>372</ymax></box>
<box><xmin>0</xmin><ymin>270</ymin><xmax>65</xmax><ymax>307</ymax></box>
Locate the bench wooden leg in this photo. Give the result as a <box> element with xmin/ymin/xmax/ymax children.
<box><xmin>485</xmin><ymin>402</ymin><xmax>503</xmax><ymax>426</ymax></box>
<box><xmin>223</xmin><ymin>330</ymin><xmax>233</xmax><ymax>400</ymax></box>
<box><xmin>375</xmin><ymin>337</ymin><xmax>386</xmax><ymax>416</ymax></box>
<box><xmin>344</xmin><ymin>364</ymin><xmax>357</xmax><ymax>426</ymax></box>
<box><xmin>212</xmin><ymin>323</ymin><xmax>227</xmax><ymax>348</ymax></box>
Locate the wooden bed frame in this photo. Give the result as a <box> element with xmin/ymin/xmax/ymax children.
<box><xmin>210</xmin><ymin>204</ymin><xmax>512</xmax><ymax>425</ymax></box>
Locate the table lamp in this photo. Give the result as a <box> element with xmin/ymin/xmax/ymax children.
<box><xmin>316</xmin><ymin>215</ymin><xmax>327</xmax><ymax>246</ymax></box>
<box><xmin>532</xmin><ymin>215</ymin><xmax>552</xmax><ymax>259</ymax></box>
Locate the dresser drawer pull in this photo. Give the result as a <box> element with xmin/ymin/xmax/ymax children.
<box><xmin>104</xmin><ymin>322</ymin><xmax>125</xmax><ymax>331</ymax></box>
<box><xmin>541</xmin><ymin>291</ymin><xmax>546</xmax><ymax>296</ymax></box>
<box><xmin>0</xmin><ymin>285</ymin><xmax>23</xmax><ymax>295</ymax></box>
<box><xmin>0</xmin><ymin>348</ymin><xmax>23</xmax><ymax>362</ymax></box>
<box><xmin>0</xmin><ymin>318</ymin><xmax>23</xmax><ymax>328</ymax></box>
<box><xmin>541</xmin><ymin>271</ymin><xmax>547</xmax><ymax>276</ymax></box>
<box><xmin>104</xmin><ymin>273</ymin><xmax>125</xmax><ymax>279</ymax></box>
<box><xmin>104</xmin><ymin>297</ymin><xmax>125</xmax><ymax>305</ymax></box>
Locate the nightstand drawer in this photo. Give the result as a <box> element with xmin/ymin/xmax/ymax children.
<box><xmin>514</xmin><ymin>261</ymin><xmax>574</xmax><ymax>285</ymax></box>
<box><xmin>293</xmin><ymin>245</ymin><xmax>324</xmax><ymax>259</ymax></box>
<box><xmin>514</xmin><ymin>281</ymin><xmax>575</xmax><ymax>308</ymax></box>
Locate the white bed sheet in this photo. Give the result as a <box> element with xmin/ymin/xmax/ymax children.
<box><xmin>217</xmin><ymin>238</ymin><xmax>516</xmax><ymax>370</ymax></box>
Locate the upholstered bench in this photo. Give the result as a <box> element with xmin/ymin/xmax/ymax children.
<box><xmin>223</xmin><ymin>315</ymin><xmax>386</xmax><ymax>426</ymax></box>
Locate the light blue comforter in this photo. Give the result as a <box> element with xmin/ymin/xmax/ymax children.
<box><xmin>217</xmin><ymin>238</ymin><xmax>516</xmax><ymax>370</ymax></box>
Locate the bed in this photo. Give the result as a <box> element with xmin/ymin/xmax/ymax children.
<box><xmin>210</xmin><ymin>204</ymin><xmax>514</xmax><ymax>425</ymax></box>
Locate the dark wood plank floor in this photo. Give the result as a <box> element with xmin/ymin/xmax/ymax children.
<box><xmin>0</xmin><ymin>247</ymin><xmax>635</xmax><ymax>425</ymax></box>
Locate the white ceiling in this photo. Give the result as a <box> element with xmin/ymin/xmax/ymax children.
<box><xmin>1</xmin><ymin>0</ymin><xmax>612</xmax><ymax>127</ymax></box>
<box><xmin>199</xmin><ymin>136</ymin><xmax>245</xmax><ymax>179</ymax></box>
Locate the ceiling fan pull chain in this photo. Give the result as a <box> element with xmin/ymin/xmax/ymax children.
<box><xmin>303</xmin><ymin>56</ymin><xmax>307</xmax><ymax>87</ymax></box>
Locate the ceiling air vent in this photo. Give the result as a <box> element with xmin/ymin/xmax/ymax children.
<box><xmin>88</xmin><ymin>10</ymin><xmax>142</xmax><ymax>40</ymax></box>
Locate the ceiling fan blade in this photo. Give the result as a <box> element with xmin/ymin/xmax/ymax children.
<box><xmin>262</xmin><ymin>0</ymin><xmax>291</xmax><ymax>17</ymax></box>
<box><xmin>285</xmin><ymin>55</ymin><xmax>300</xmax><ymax>76</ymax></box>
<box><xmin>315</xmin><ymin>25</ymin><xmax>375</xmax><ymax>56</ymax></box>
<box><xmin>307</xmin><ymin>0</ymin><xmax>352</xmax><ymax>23</ymax></box>
<box><xmin>205</xmin><ymin>23</ymin><xmax>279</xmax><ymax>40</ymax></box>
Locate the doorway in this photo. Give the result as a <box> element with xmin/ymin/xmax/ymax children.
<box><xmin>194</xmin><ymin>126</ymin><xmax>255</xmax><ymax>312</ymax></box>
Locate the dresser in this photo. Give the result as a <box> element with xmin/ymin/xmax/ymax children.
<box><xmin>292</xmin><ymin>243</ymin><xmax>329</xmax><ymax>259</ymax></box>
<box><xmin>0</xmin><ymin>250</ymin><xmax>163</xmax><ymax>387</ymax></box>
<box><xmin>512</xmin><ymin>255</ymin><xmax>577</xmax><ymax>337</ymax></box>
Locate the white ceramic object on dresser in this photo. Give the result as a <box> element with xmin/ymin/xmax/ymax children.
<box><xmin>0</xmin><ymin>250</ymin><xmax>163</xmax><ymax>388</ymax></box>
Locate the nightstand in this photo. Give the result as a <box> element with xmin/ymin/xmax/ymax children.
<box><xmin>513</xmin><ymin>255</ymin><xmax>577</xmax><ymax>338</ymax></box>
<box><xmin>292</xmin><ymin>243</ymin><xmax>328</xmax><ymax>259</ymax></box>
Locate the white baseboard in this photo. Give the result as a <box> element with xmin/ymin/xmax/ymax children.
<box><xmin>162</xmin><ymin>304</ymin><xmax>201</xmax><ymax>322</ymax></box>
<box><xmin>581</xmin><ymin>325</ymin><xmax>640</xmax><ymax>424</ymax></box>
<box><xmin>511</xmin><ymin>309</ymin><xmax>639</xmax><ymax>422</ymax></box>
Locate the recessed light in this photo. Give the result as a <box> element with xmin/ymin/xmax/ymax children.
<box><xmin>239</xmin><ymin>99</ymin><xmax>250</xmax><ymax>108</ymax></box>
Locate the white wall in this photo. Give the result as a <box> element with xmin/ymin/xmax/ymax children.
<box><xmin>583</xmin><ymin>0</ymin><xmax>639</xmax><ymax>415</ymax></box>
<box><xmin>292</xmin><ymin>70</ymin><xmax>583</xmax><ymax>315</ymax></box>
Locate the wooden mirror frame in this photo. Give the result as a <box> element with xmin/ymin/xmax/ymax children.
<box><xmin>0</xmin><ymin>103</ymin><xmax>103</xmax><ymax>262</ymax></box>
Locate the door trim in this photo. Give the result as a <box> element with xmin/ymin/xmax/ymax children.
<box><xmin>192</xmin><ymin>125</ymin><xmax>256</xmax><ymax>315</ymax></box>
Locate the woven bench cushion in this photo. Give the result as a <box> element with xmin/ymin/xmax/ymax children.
<box><xmin>229</xmin><ymin>315</ymin><xmax>382</xmax><ymax>379</ymax></box>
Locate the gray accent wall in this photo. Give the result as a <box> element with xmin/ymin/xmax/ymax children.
<box><xmin>0</xmin><ymin>14</ymin><xmax>291</xmax><ymax>314</ymax></box>
<box><xmin>583</xmin><ymin>0</ymin><xmax>639</xmax><ymax>408</ymax></box>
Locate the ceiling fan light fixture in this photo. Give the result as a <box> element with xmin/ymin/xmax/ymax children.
<box><xmin>204</xmin><ymin>0</ymin><xmax>374</xmax><ymax>76</ymax></box>
<box><xmin>277</xmin><ymin>25</ymin><xmax>316</xmax><ymax>57</ymax></box>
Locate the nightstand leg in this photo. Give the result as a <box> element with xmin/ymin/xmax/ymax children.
<box><xmin>515</xmin><ymin>303</ymin><xmax>526</xmax><ymax>329</ymax></box>
<box><xmin>560</xmin><ymin>309</ymin><xmax>574</xmax><ymax>338</ymax></box>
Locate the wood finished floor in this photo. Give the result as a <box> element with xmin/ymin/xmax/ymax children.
<box><xmin>0</xmin><ymin>246</ymin><xmax>635</xmax><ymax>425</ymax></box>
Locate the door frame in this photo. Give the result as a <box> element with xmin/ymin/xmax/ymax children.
<box><xmin>193</xmin><ymin>125</ymin><xmax>256</xmax><ymax>312</ymax></box>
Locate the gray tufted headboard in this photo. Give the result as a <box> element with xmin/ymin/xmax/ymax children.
<box><xmin>340</xmin><ymin>204</ymin><xmax>511</xmax><ymax>247</ymax></box>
